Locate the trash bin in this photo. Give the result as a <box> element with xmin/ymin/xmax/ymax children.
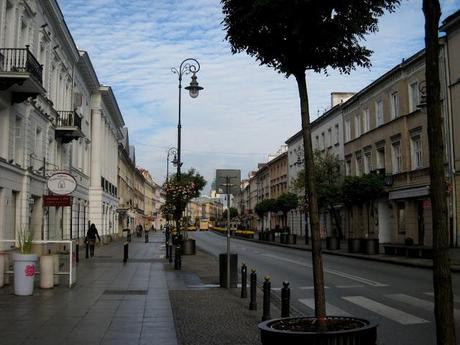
<box><xmin>219</xmin><ymin>253</ymin><xmax>238</xmax><ymax>288</ymax></box>
<box><xmin>182</xmin><ymin>239</ymin><xmax>196</xmax><ymax>255</ymax></box>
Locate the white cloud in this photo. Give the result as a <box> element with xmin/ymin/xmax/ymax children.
<box><xmin>59</xmin><ymin>0</ymin><xmax>460</xmax><ymax>192</ymax></box>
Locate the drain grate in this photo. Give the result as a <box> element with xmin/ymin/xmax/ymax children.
<box><xmin>103</xmin><ymin>290</ymin><xmax>148</xmax><ymax>295</ymax></box>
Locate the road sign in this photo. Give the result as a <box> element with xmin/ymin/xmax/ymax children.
<box><xmin>216</xmin><ymin>169</ymin><xmax>241</xmax><ymax>195</ymax></box>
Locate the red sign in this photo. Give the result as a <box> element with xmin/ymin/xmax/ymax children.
<box><xmin>43</xmin><ymin>195</ymin><xmax>72</xmax><ymax>207</ymax></box>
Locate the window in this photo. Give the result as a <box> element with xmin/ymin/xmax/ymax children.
<box><xmin>354</xmin><ymin>114</ymin><xmax>361</xmax><ymax>138</ymax></box>
<box><xmin>397</xmin><ymin>202</ymin><xmax>406</xmax><ymax>234</ymax></box>
<box><xmin>363</xmin><ymin>109</ymin><xmax>370</xmax><ymax>133</ymax></box>
<box><xmin>391</xmin><ymin>142</ymin><xmax>402</xmax><ymax>174</ymax></box>
<box><xmin>364</xmin><ymin>151</ymin><xmax>372</xmax><ymax>174</ymax></box>
<box><xmin>327</xmin><ymin>128</ymin><xmax>332</xmax><ymax>148</ymax></box>
<box><xmin>335</xmin><ymin>124</ymin><xmax>339</xmax><ymax>144</ymax></box>
<box><xmin>391</xmin><ymin>91</ymin><xmax>400</xmax><ymax>119</ymax></box>
<box><xmin>375</xmin><ymin>100</ymin><xmax>384</xmax><ymax>126</ymax></box>
<box><xmin>409</xmin><ymin>81</ymin><xmax>419</xmax><ymax>112</ymax></box>
<box><xmin>315</xmin><ymin>136</ymin><xmax>320</xmax><ymax>150</ymax></box>
<box><xmin>411</xmin><ymin>135</ymin><xmax>422</xmax><ymax>169</ymax></box>
<box><xmin>345</xmin><ymin>120</ymin><xmax>351</xmax><ymax>142</ymax></box>
<box><xmin>345</xmin><ymin>159</ymin><xmax>352</xmax><ymax>176</ymax></box>
<box><xmin>376</xmin><ymin>147</ymin><xmax>385</xmax><ymax>170</ymax></box>
<box><xmin>321</xmin><ymin>132</ymin><xmax>325</xmax><ymax>150</ymax></box>
<box><xmin>14</xmin><ymin>116</ymin><xmax>24</xmax><ymax>166</ymax></box>
<box><xmin>355</xmin><ymin>153</ymin><xmax>363</xmax><ymax>176</ymax></box>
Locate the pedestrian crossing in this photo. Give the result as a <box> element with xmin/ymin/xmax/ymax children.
<box><xmin>297</xmin><ymin>293</ymin><xmax>460</xmax><ymax>326</ymax></box>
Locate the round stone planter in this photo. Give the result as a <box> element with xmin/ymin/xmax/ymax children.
<box><xmin>363</xmin><ymin>239</ymin><xmax>379</xmax><ymax>255</ymax></box>
<box><xmin>268</xmin><ymin>233</ymin><xmax>275</xmax><ymax>242</ymax></box>
<box><xmin>348</xmin><ymin>239</ymin><xmax>362</xmax><ymax>253</ymax></box>
<box><xmin>13</xmin><ymin>253</ymin><xmax>38</xmax><ymax>296</ymax></box>
<box><xmin>259</xmin><ymin>316</ymin><xmax>377</xmax><ymax>345</ymax></box>
<box><xmin>286</xmin><ymin>234</ymin><xmax>297</xmax><ymax>245</ymax></box>
<box><xmin>326</xmin><ymin>237</ymin><xmax>340</xmax><ymax>250</ymax></box>
<box><xmin>280</xmin><ymin>233</ymin><xmax>288</xmax><ymax>244</ymax></box>
<box><xmin>182</xmin><ymin>239</ymin><xmax>196</xmax><ymax>255</ymax></box>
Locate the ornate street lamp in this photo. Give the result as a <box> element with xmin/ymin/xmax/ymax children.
<box><xmin>171</xmin><ymin>58</ymin><xmax>203</xmax><ymax>238</ymax></box>
<box><xmin>166</xmin><ymin>147</ymin><xmax>178</xmax><ymax>183</ymax></box>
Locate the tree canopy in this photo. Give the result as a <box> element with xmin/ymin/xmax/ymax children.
<box><xmin>223</xmin><ymin>207</ymin><xmax>239</xmax><ymax>219</ymax></box>
<box><xmin>222</xmin><ymin>0</ymin><xmax>400</xmax><ymax>76</ymax></box>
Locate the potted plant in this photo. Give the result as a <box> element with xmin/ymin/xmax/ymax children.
<box><xmin>13</xmin><ymin>230</ymin><xmax>37</xmax><ymax>296</ymax></box>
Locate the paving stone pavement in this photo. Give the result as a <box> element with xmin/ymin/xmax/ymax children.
<box><xmin>0</xmin><ymin>232</ymin><xmax>275</xmax><ymax>345</ymax></box>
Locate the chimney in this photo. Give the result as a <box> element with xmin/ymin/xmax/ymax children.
<box><xmin>331</xmin><ymin>92</ymin><xmax>356</xmax><ymax>107</ymax></box>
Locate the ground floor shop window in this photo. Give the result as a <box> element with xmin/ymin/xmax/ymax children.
<box><xmin>397</xmin><ymin>202</ymin><xmax>406</xmax><ymax>234</ymax></box>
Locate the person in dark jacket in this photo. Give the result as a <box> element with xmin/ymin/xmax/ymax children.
<box><xmin>86</xmin><ymin>223</ymin><xmax>101</xmax><ymax>257</ymax></box>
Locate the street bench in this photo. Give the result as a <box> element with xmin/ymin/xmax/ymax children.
<box><xmin>383</xmin><ymin>244</ymin><xmax>433</xmax><ymax>259</ymax></box>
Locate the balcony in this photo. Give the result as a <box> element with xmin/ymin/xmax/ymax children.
<box><xmin>0</xmin><ymin>46</ymin><xmax>45</xmax><ymax>100</ymax></box>
<box><xmin>55</xmin><ymin>111</ymin><xmax>84</xmax><ymax>143</ymax></box>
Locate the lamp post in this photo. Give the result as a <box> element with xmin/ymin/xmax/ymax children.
<box><xmin>171</xmin><ymin>58</ymin><xmax>203</xmax><ymax>236</ymax></box>
<box><xmin>166</xmin><ymin>147</ymin><xmax>178</xmax><ymax>183</ymax></box>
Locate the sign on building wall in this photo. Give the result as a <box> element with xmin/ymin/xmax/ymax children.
<box><xmin>43</xmin><ymin>195</ymin><xmax>73</xmax><ymax>207</ymax></box>
<box><xmin>47</xmin><ymin>173</ymin><xmax>77</xmax><ymax>195</ymax></box>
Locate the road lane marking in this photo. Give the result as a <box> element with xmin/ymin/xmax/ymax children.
<box><xmin>299</xmin><ymin>286</ymin><xmax>329</xmax><ymax>290</ymax></box>
<box><xmin>390</xmin><ymin>293</ymin><xmax>460</xmax><ymax>319</ymax></box>
<box><xmin>424</xmin><ymin>292</ymin><xmax>460</xmax><ymax>303</ymax></box>
<box><xmin>343</xmin><ymin>296</ymin><xmax>429</xmax><ymax>325</ymax></box>
<box><xmin>335</xmin><ymin>284</ymin><xmax>365</xmax><ymax>288</ymax></box>
<box><xmin>261</xmin><ymin>253</ymin><xmax>387</xmax><ymax>287</ymax></box>
<box><xmin>298</xmin><ymin>298</ymin><xmax>352</xmax><ymax>316</ymax></box>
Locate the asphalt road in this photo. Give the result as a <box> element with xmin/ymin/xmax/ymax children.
<box><xmin>189</xmin><ymin>231</ymin><xmax>460</xmax><ymax>345</ymax></box>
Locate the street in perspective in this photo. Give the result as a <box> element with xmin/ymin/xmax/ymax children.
<box><xmin>0</xmin><ymin>0</ymin><xmax>459</xmax><ymax>345</ymax></box>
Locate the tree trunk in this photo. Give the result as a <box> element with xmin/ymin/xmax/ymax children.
<box><xmin>295</xmin><ymin>71</ymin><xmax>326</xmax><ymax>320</ymax></box>
<box><xmin>423</xmin><ymin>1</ymin><xmax>456</xmax><ymax>344</ymax></box>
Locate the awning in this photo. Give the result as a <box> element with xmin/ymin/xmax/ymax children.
<box><xmin>388</xmin><ymin>186</ymin><xmax>430</xmax><ymax>200</ymax></box>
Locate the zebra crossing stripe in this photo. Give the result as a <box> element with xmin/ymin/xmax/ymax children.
<box><xmin>298</xmin><ymin>298</ymin><xmax>352</xmax><ymax>316</ymax></box>
<box><xmin>343</xmin><ymin>296</ymin><xmax>429</xmax><ymax>325</ymax></box>
<box><xmin>390</xmin><ymin>293</ymin><xmax>460</xmax><ymax>319</ymax></box>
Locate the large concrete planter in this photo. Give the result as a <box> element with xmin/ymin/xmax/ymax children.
<box><xmin>363</xmin><ymin>239</ymin><xmax>379</xmax><ymax>255</ymax></box>
<box><xmin>286</xmin><ymin>234</ymin><xmax>297</xmax><ymax>245</ymax></box>
<box><xmin>326</xmin><ymin>237</ymin><xmax>340</xmax><ymax>250</ymax></box>
<box><xmin>348</xmin><ymin>239</ymin><xmax>362</xmax><ymax>253</ymax></box>
<box><xmin>13</xmin><ymin>253</ymin><xmax>38</xmax><ymax>296</ymax></box>
<box><xmin>259</xmin><ymin>316</ymin><xmax>377</xmax><ymax>345</ymax></box>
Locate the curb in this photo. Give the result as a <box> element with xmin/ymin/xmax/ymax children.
<box><xmin>210</xmin><ymin>230</ymin><xmax>460</xmax><ymax>273</ymax></box>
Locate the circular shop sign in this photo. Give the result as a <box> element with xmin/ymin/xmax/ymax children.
<box><xmin>47</xmin><ymin>173</ymin><xmax>77</xmax><ymax>195</ymax></box>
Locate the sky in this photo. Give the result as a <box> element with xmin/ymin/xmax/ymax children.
<box><xmin>59</xmin><ymin>0</ymin><xmax>459</xmax><ymax>194</ymax></box>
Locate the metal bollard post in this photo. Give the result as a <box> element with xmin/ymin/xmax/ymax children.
<box><xmin>75</xmin><ymin>244</ymin><xmax>79</xmax><ymax>263</ymax></box>
<box><xmin>174</xmin><ymin>244</ymin><xmax>182</xmax><ymax>270</ymax></box>
<box><xmin>165</xmin><ymin>241</ymin><xmax>169</xmax><ymax>259</ymax></box>
<box><xmin>262</xmin><ymin>276</ymin><xmax>271</xmax><ymax>321</ymax></box>
<box><xmin>145</xmin><ymin>233</ymin><xmax>149</xmax><ymax>243</ymax></box>
<box><xmin>249</xmin><ymin>269</ymin><xmax>257</xmax><ymax>310</ymax></box>
<box><xmin>85</xmin><ymin>241</ymin><xmax>89</xmax><ymax>259</ymax></box>
<box><xmin>169</xmin><ymin>244</ymin><xmax>173</xmax><ymax>263</ymax></box>
<box><xmin>281</xmin><ymin>281</ymin><xmax>290</xmax><ymax>318</ymax></box>
<box><xmin>241</xmin><ymin>263</ymin><xmax>247</xmax><ymax>298</ymax></box>
<box><xmin>123</xmin><ymin>242</ymin><xmax>129</xmax><ymax>263</ymax></box>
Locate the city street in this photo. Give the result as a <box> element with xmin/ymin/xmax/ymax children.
<box><xmin>190</xmin><ymin>231</ymin><xmax>460</xmax><ymax>345</ymax></box>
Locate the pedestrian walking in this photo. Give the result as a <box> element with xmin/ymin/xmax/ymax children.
<box><xmin>86</xmin><ymin>223</ymin><xmax>101</xmax><ymax>257</ymax></box>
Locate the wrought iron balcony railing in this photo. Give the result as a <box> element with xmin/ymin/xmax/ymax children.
<box><xmin>56</xmin><ymin>111</ymin><xmax>82</xmax><ymax>129</ymax></box>
<box><xmin>0</xmin><ymin>46</ymin><xmax>43</xmax><ymax>84</ymax></box>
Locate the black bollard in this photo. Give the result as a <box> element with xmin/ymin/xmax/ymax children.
<box><xmin>123</xmin><ymin>242</ymin><xmax>129</xmax><ymax>263</ymax></box>
<box><xmin>249</xmin><ymin>269</ymin><xmax>257</xmax><ymax>310</ymax></box>
<box><xmin>169</xmin><ymin>244</ymin><xmax>173</xmax><ymax>263</ymax></box>
<box><xmin>165</xmin><ymin>241</ymin><xmax>169</xmax><ymax>259</ymax></box>
<box><xmin>174</xmin><ymin>244</ymin><xmax>182</xmax><ymax>270</ymax></box>
<box><xmin>262</xmin><ymin>276</ymin><xmax>271</xmax><ymax>321</ymax></box>
<box><xmin>85</xmin><ymin>241</ymin><xmax>89</xmax><ymax>259</ymax></box>
<box><xmin>241</xmin><ymin>263</ymin><xmax>247</xmax><ymax>298</ymax></box>
<box><xmin>145</xmin><ymin>233</ymin><xmax>149</xmax><ymax>243</ymax></box>
<box><xmin>281</xmin><ymin>281</ymin><xmax>290</xmax><ymax>318</ymax></box>
<box><xmin>75</xmin><ymin>244</ymin><xmax>79</xmax><ymax>263</ymax></box>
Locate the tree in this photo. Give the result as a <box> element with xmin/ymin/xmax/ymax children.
<box><xmin>162</xmin><ymin>168</ymin><xmax>206</xmax><ymax>230</ymax></box>
<box><xmin>255</xmin><ymin>198</ymin><xmax>277</xmax><ymax>231</ymax></box>
<box><xmin>275</xmin><ymin>193</ymin><xmax>299</xmax><ymax>232</ymax></box>
<box><xmin>223</xmin><ymin>207</ymin><xmax>239</xmax><ymax>219</ymax></box>
<box><xmin>293</xmin><ymin>151</ymin><xmax>344</xmax><ymax>237</ymax></box>
<box><xmin>423</xmin><ymin>1</ymin><xmax>456</xmax><ymax>343</ymax></box>
<box><xmin>222</xmin><ymin>0</ymin><xmax>400</xmax><ymax>321</ymax></box>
